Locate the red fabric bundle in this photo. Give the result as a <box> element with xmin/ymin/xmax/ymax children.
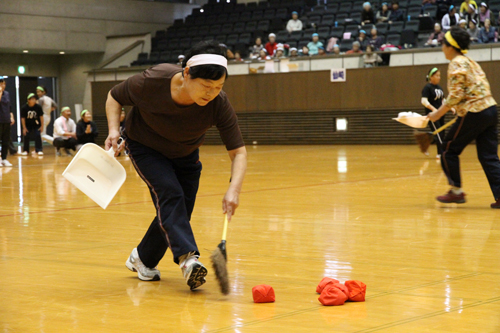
<box><xmin>344</xmin><ymin>280</ymin><xmax>367</xmax><ymax>302</ymax></box>
<box><xmin>318</xmin><ymin>285</ymin><xmax>348</xmax><ymax>306</ymax></box>
<box><xmin>316</xmin><ymin>277</ymin><xmax>339</xmax><ymax>294</ymax></box>
<box><xmin>252</xmin><ymin>285</ymin><xmax>275</xmax><ymax>303</ymax></box>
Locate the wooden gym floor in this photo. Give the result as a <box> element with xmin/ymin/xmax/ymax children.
<box><xmin>1</xmin><ymin>144</ymin><xmax>499</xmax><ymax>332</ymax></box>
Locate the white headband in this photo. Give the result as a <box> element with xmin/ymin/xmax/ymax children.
<box><xmin>186</xmin><ymin>54</ymin><xmax>228</xmax><ymax>69</ymax></box>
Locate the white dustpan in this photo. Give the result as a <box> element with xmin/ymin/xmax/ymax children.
<box><xmin>392</xmin><ymin>115</ymin><xmax>429</xmax><ymax>129</ymax></box>
<box><xmin>62</xmin><ymin>143</ymin><xmax>126</xmax><ymax>209</ymax></box>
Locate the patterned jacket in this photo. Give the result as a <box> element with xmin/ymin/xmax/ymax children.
<box><xmin>443</xmin><ymin>55</ymin><xmax>496</xmax><ymax>116</ymax></box>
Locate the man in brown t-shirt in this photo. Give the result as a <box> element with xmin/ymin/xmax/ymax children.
<box><xmin>105</xmin><ymin>41</ymin><xmax>247</xmax><ymax>291</ymax></box>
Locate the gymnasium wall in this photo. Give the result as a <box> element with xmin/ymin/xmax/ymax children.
<box><xmin>90</xmin><ymin>61</ymin><xmax>500</xmax><ymax>145</ymax></box>
<box><xmin>0</xmin><ymin>0</ymin><xmax>197</xmax><ymax>54</ymax></box>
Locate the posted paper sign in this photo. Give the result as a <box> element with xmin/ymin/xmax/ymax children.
<box><xmin>331</xmin><ymin>68</ymin><xmax>346</xmax><ymax>82</ymax></box>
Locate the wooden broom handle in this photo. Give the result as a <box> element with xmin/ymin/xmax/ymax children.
<box><xmin>433</xmin><ymin>118</ymin><xmax>457</xmax><ymax>135</ymax></box>
<box><xmin>222</xmin><ymin>214</ymin><xmax>228</xmax><ymax>241</ymax></box>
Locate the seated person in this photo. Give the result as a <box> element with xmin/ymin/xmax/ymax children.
<box><xmin>422</xmin><ymin>0</ymin><xmax>436</xmax><ymax>10</ymax></box>
<box><xmin>376</xmin><ymin>2</ymin><xmax>392</xmax><ymax>23</ymax></box>
<box><xmin>233</xmin><ymin>51</ymin><xmax>244</xmax><ymax>62</ymax></box>
<box><xmin>307</xmin><ymin>33</ymin><xmax>324</xmax><ymax>55</ymax></box>
<box><xmin>286</xmin><ymin>11</ymin><xmax>303</xmax><ymax>33</ymax></box>
<box><xmin>250</xmin><ymin>37</ymin><xmax>264</xmax><ymax>59</ymax></box>
<box><xmin>460</xmin><ymin>0</ymin><xmax>477</xmax><ymax>17</ymax></box>
<box><xmin>258</xmin><ymin>49</ymin><xmax>271</xmax><ymax>60</ymax></box>
<box><xmin>478</xmin><ymin>2</ymin><xmax>494</xmax><ymax>27</ymax></box>
<box><xmin>388</xmin><ymin>2</ymin><xmax>405</xmax><ymax>23</ymax></box>
<box><xmin>369</xmin><ymin>27</ymin><xmax>384</xmax><ymax>50</ymax></box>
<box><xmin>275</xmin><ymin>45</ymin><xmax>286</xmax><ymax>58</ymax></box>
<box><xmin>53</xmin><ymin>106</ymin><xmax>77</xmax><ymax>156</ymax></box>
<box><xmin>76</xmin><ymin>110</ymin><xmax>99</xmax><ymax>145</ymax></box>
<box><xmin>459</xmin><ymin>18</ymin><xmax>468</xmax><ymax>29</ymax></box>
<box><xmin>300</xmin><ymin>46</ymin><xmax>310</xmax><ymax>56</ymax></box>
<box><xmin>362</xmin><ymin>2</ymin><xmax>375</xmax><ymax>25</ymax></box>
<box><xmin>332</xmin><ymin>44</ymin><xmax>342</xmax><ymax>55</ymax></box>
<box><xmin>464</xmin><ymin>3</ymin><xmax>478</xmax><ymax>24</ymax></box>
<box><xmin>289</xmin><ymin>47</ymin><xmax>299</xmax><ymax>58</ymax></box>
<box><xmin>317</xmin><ymin>46</ymin><xmax>327</xmax><ymax>56</ymax></box>
<box><xmin>265</xmin><ymin>33</ymin><xmax>278</xmax><ymax>57</ymax></box>
<box><xmin>426</xmin><ymin>23</ymin><xmax>445</xmax><ymax>46</ymax></box>
<box><xmin>442</xmin><ymin>5</ymin><xmax>460</xmax><ymax>31</ymax></box>
<box><xmin>467</xmin><ymin>19</ymin><xmax>480</xmax><ymax>42</ymax></box>
<box><xmin>20</xmin><ymin>93</ymin><xmax>44</xmax><ymax>156</ymax></box>
<box><xmin>358</xmin><ymin>30</ymin><xmax>370</xmax><ymax>50</ymax></box>
<box><xmin>346</xmin><ymin>41</ymin><xmax>363</xmax><ymax>54</ymax></box>
<box><xmin>479</xmin><ymin>18</ymin><xmax>498</xmax><ymax>43</ymax></box>
<box><xmin>363</xmin><ymin>45</ymin><xmax>383</xmax><ymax>67</ymax></box>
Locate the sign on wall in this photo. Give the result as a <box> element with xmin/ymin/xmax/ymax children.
<box><xmin>330</xmin><ymin>68</ymin><xmax>346</xmax><ymax>82</ymax></box>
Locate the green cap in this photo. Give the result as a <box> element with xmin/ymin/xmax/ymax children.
<box><xmin>427</xmin><ymin>67</ymin><xmax>439</xmax><ymax>80</ymax></box>
<box><xmin>27</xmin><ymin>93</ymin><xmax>36</xmax><ymax>100</ymax></box>
<box><xmin>81</xmin><ymin>109</ymin><xmax>89</xmax><ymax>117</ymax></box>
<box><xmin>36</xmin><ymin>86</ymin><xmax>45</xmax><ymax>92</ymax></box>
<box><xmin>61</xmin><ymin>106</ymin><xmax>70</xmax><ymax>112</ymax></box>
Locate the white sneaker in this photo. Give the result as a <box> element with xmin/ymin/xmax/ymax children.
<box><xmin>125</xmin><ymin>248</ymin><xmax>161</xmax><ymax>281</ymax></box>
<box><xmin>179</xmin><ymin>251</ymin><xmax>207</xmax><ymax>290</ymax></box>
<box><xmin>436</xmin><ymin>154</ymin><xmax>441</xmax><ymax>159</ymax></box>
<box><xmin>19</xmin><ymin>151</ymin><xmax>28</xmax><ymax>156</ymax></box>
<box><xmin>1</xmin><ymin>160</ymin><xmax>12</xmax><ymax>167</ymax></box>
<box><xmin>37</xmin><ymin>151</ymin><xmax>44</xmax><ymax>156</ymax></box>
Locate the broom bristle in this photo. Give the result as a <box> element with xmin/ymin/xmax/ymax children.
<box><xmin>210</xmin><ymin>247</ymin><xmax>230</xmax><ymax>295</ymax></box>
<box><xmin>414</xmin><ymin>131</ymin><xmax>433</xmax><ymax>154</ymax></box>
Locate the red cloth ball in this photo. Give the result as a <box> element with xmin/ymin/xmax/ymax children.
<box><xmin>344</xmin><ymin>280</ymin><xmax>367</xmax><ymax>302</ymax></box>
<box><xmin>316</xmin><ymin>277</ymin><xmax>340</xmax><ymax>294</ymax></box>
<box><xmin>318</xmin><ymin>285</ymin><xmax>348</xmax><ymax>306</ymax></box>
<box><xmin>331</xmin><ymin>282</ymin><xmax>349</xmax><ymax>299</ymax></box>
<box><xmin>252</xmin><ymin>284</ymin><xmax>275</xmax><ymax>303</ymax></box>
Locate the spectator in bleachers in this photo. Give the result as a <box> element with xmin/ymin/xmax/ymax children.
<box><xmin>275</xmin><ymin>45</ymin><xmax>286</xmax><ymax>58</ymax></box>
<box><xmin>369</xmin><ymin>27</ymin><xmax>384</xmax><ymax>50</ymax></box>
<box><xmin>362</xmin><ymin>2</ymin><xmax>376</xmax><ymax>26</ymax></box>
<box><xmin>307</xmin><ymin>33</ymin><xmax>324</xmax><ymax>55</ymax></box>
<box><xmin>265</xmin><ymin>33</ymin><xmax>278</xmax><ymax>57</ymax></box>
<box><xmin>442</xmin><ymin>5</ymin><xmax>460</xmax><ymax>31</ymax></box>
<box><xmin>286</xmin><ymin>11</ymin><xmax>303</xmax><ymax>33</ymax></box>
<box><xmin>250</xmin><ymin>37</ymin><xmax>264</xmax><ymax>59</ymax></box>
<box><xmin>317</xmin><ymin>46</ymin><xmax>327</xmax><ymax>56</ymax></box>
<box><xmin>422</xmin><ymin>0</ymin><xmax>436</xmax><ymax>11</ymax></box>
<box><xmin>478</xmin><ymin>3</ymin><xmax>493</xmax><ymax>27</ymax></box>
<box><xmin>289</xmin><ymin>47</ymin><xmax>299</xmax><ymax>58</ymax></box>
<box><xmin>426</xmin><ymin>23</ymin><xmax>445</xmax><ymax>46</ymax></box>
<box><xmin>376</xmin><ymin>2</ymin><xmax>392</xmax><ymax>23</ymax></box>
<box><xmin>388</xmin><ymin>2</ymin><xmax>405</xmax><ymax>23</ymax></box>
<box><xmin>363</xmin><ymin>45</ymin><xmax>383</xmax><ymax>67</ymax></box>
<box><xmin>346</xmin><ymin>41</ymin><xmax>363</xmax><ymax>54</ymax></box>
<box><xmin>478</xmin><ymin>18</ymin><xmax>498</xmax><ymax>43</ymax></box>
<box><xmin>300</xmin><ymin>46</ymin><xmax>310</xmax><ymax>56</ymax></box>
<box><xmin>177</xmin><ymin>55</ymin><xmax>185</xmax><ymax>66</ymax></box>
<box><xmin>464</xmin><ymin>4</ymin><xmax>479</xmax><ymax>24</ymax></box>
<box><xmin>459</xmin><ymin>19</ymin><xmax>468</xmax><ymax>29</ymax></box>
<box><xmin>258</xmin><ymin>49</ymin><xmax>271</xmax><ymax>60</ymax></box>
<box><xmin>332</xmin><ymin>44</ymin><xmax>342</xmax><ymax>55</ymax></box>
<box><xmin>468</xmin><ymin>19</ymin><xmax>480</xmax><ymax>42</ymax></box>
<box><xmin>357</xmin><ymin>30</ymin><xmax>370</xmax><ymax>50</ymax></box>
<box><xmin>459</xmin><ymin>0</ymin><xmax>477</xmax><ymax>17</ymax></box>
<box><xmin>233</xmin><ymin>51</ymin><xmax>244</xmax><ymax>62</ymax></box>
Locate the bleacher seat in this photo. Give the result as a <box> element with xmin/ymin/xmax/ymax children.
<box><xmin>345</xmin><ymin>25</ymin><xmax>360</xmax><ymax>38</ymax></box>
<box><xmin>157</xmin><ymin>39</ymin><xmax>168</xmax><ymax>51</ymax></box>
<box><xmin>226</xmin><ymin>34</ymin><xmax>239</xmax><ymax>46</ymax></box>
<box><xmin>276</xmin><ymin>8</ymin><xmax>289</xmax><ymax>19</ymax></box>
<box><xmin>389</xmin><ymin>21</ymin><xmax>404</xmax><ymax>34</ymax></box>
<box><xmin>258</xmin><ymin>1</ymin><xmax>269</xmax><ymax>9</ymax></box>
<box><xmin>235</xmin><ymin>3</ymin><xmax>246</xmax><ymax>12</ymax></box>
<box><xmin>187</xmin><ymin>27</ymin><xmax>199</xmax><ymax>38</ymax></box>
<box><xmin>258</xmin><ymin>20</ymin><xmax>271</xmax><ymax>32</ymax></box>
<box><xmin>247</xmin><ymin>2</ymin><xmax>258</xmax><ymax>10</ymax></box>
<box><xmin>336</xmin><ymin>13</ymin><xmax>350</xmax><ymax>25</ymax></box>
<box><xmin>218</xmin><ymin>13</ymin><xmax>230</xmax><ymax>22</ymax></box>
<box><xmin>338</xmin><ymin>3</ymin><xmax>353</xmax><ymax>13</ymax></box>
<box><xmin>253</xmin><ymin>10</ymin><xmax>264</xmax><ymax>20</ymax></box>
<box><xmin>308</xmin><ymin>15</ymin><xmax>322</xmax><ymax>26</ymax></box>
<box><xmin>133</xmin><ymin>52</ymin><xmax>148</xmax><ymax>66</ymax></box>
<box><xmin>400</xmin><ymin>29</ymin><xmax>417</xmax><ymax>47</ymax></box>
<box><xmin>264</xmin><ymin>9</ymin><xmax>277</xmax><ymax>20</ymax></box>
<box><xmin>320</xmin><ymin>14</ymin><xmax>336</xmax><ymax>27</ymax></box>
<box><xmin>376</xmin><ymin>22</ymin><xmax>388</xmax><ymax>35</ymax></box>
<box><xmin>327</xmin><ymin>3</ymin><xmax>339</xmax><ymax>12</ymax></box>
<box><xmin>239</xmin><ymin>32</ymin><xmax>252</xmax><ymax>45</ymax></box>
<box><xmin>240</xmin><ymin>11</ymin><xmax>252</xmax><ymax>22</ymax></box>
<box><xmin>216</xmin><ymin>34</ymin><xmax>227</xmax><ymax>44</ymax></box>
<box><xmin>339</xmin><ymin>39</ymin><xmax>353</xmax><ymax>52</ymax></box>
<box><xmin>386</xmin><ymin>32</ymin><xmax>401</xmax><ymax>46</ymax></box>
<box><xmin>222</xmin><ymin>23</ymin><xmax>233</xmax><ymax>34</ymax></box>
<box><xmin>191</xmin><ymin>37</ymin><xmax>202</xmax><ymax>46</ymax></box>
<box><xmin>407</xmin><ymin>6</ymin><xmax>422</xmax><ymax>19</ymax></box>
<box><xmin>423</xmin><ymin>5</ymin><xmax>437</xmax><ymax>18</ymax></box>
<box><xmin>228</xmin><ymin>12</ymin><xmax>240</xmax><ymax>23</ymax></box>
<box><xmin>246</xmin><ymin>21</ymin><xmax>258</xmax><ymax>32</ymax></box>
<box><xmin>330</xmin><ymin>26</ymin><xmax>345</xmax><ymax>39</ymax></box>
<box><xmin>317</xmin><ymin>27</ymin><xmax>331</xmax><ymax>40</ymax></box>
<box><xmin>350</xmin><ymin>12</ymin><xmax>362</xmax><ymax>24</ymax></box>
<box><xmin>148</xmin><ymin>51</ymin><xmax>160</xmax><ymax>64</ymax></box>
<box><xmin>408</xmin><ymin>0</ymin><xmax>422</xmax><ymax>7</ymax></box>
<box><xmin>209</xmin><ymin>24</ymin><xmax>222</xmax><ymax>34</ymax></box>
<box><xmin>290</xmin><ymin>30</ymin><xmax>303</xmax><ymax>41</ymax></box>
<box><xmin>298</xmin><ymin>40</ymin><xmax>309</xmax><ymax>48</ymax></box>
<box><xmin>159</xmin><ymin>51</ymin><xmax>171</xmax><ymax>63</ymax></box>
<box><xmin>173</xmin><ymin>19</ymin><xmax>184</xmax><ymax>27</ymax></box>
<box><xmin>312</xmin><ymin>5</ymin><xmax>326</xmax><ymax>14</ymax></box>
<box><xmin>276</xmin><ymin>30</ymin><xmax>290</xmax><ymax>43</ymax></box>
<box><xmin>304</xmin><ymin>27</ymin><xmax>316</xmax><ymax>36</ymax></box>
<box><xmin>363</xmin><ymin>24</ymin><xmax>375</xmax><ymax>34</ymax></box>
<box><xmin>194</xmin><ymin>16</ymin><xmax>207</xmax><ymax>26</ymax></box>
<box><xmin>168</xmin><ymin>39</ymin><xmax>180</xmax><ymax>49</ymax></box>
<box><xmin>234</xmin><ymin>22</ymin><xmax>246</xmax><ymax>33</ymax></box>
<box><xmin>405</xmin><ymin>20</ymin><xmax>419</xmax><ymax>32</ymax></box>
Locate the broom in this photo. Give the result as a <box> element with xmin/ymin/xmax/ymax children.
<box><xmin>210</xmin><ymin>214</ymin><xmax>230</xmax><ymax>295</ymax></box>
<box><xmin>414</xmin><ymin>118</ymin><xmax>457</xmax><ymax>154</ymax></box>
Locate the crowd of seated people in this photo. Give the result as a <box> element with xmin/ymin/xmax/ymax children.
<box><xmin>131</xmin><ymin>0</ymin><xmax>500</xmax><ymax>67</ymax></box>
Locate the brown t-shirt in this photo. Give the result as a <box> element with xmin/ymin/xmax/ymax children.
<box><xmin>111</xmin><ymin>64</ymin><xmax>244</xmax><ymax>159</ymax></box>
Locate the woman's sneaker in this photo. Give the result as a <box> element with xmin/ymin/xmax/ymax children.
<box><xmin>179</xmin><ymin>252</ymin><xmax>207</xmax><ymax>290</ymax></box>
<box><xmin>125</xmin><ymin>248</ymin><xmax>161</xmax><ymax>281</ymax></box>
<box><xmin>437</xmin><ymin>190</ymin><xmax>466</xmax><ymax>204</ymax></box>
<box><xmin>37</xmin><ymin>151</ymin><xmax>43</xmax><ymax>156</ymax></box>
<box><xmin>20</xmin><ymin>151</ymin><xmax>28</xmax><ymax>156</ymax></box>
<box><xmin>0</xmin><ymin>159</ymin><xmax>12</xmax><ymax>167</ymax></box>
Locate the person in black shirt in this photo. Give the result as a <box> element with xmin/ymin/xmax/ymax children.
<box><xmin>388</xmin><ymin>1</ymin><xmax>405</xmax><ymax>23</ymax></box>
<box><xmin>76</xmin><ymin>110</ymin><xmax>98</xmax><ymax>145</ymax></box>
<box><xmin>421</xmin><ymin>68</ymin><xmax>446</xmax><ymax>157</ymax></box>
<box><xmin>20</xmin><ymin>93</ymin><xmax>44</xmax><ymax>155</ymax></box>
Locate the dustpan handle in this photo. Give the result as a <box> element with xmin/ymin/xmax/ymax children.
<box><xmin>105</xmin><ymin>138</ymin><xmax>124</xmax><ymax>158</ymax></box>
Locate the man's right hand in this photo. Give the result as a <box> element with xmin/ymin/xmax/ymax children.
<box><xmin>23</xmin><ymin>128</ymin><xmax>27</xmax><ymax>136</ymax></box>
<box><xmin>105</xmin><ymin>129</ymin><xmax>123</xmax><ymax>156</ymax></box>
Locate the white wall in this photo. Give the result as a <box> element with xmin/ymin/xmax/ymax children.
<box><xmin>0</xmin><ymin>0</ymin><xmax>197</xmax><ymax>54</ymax></box>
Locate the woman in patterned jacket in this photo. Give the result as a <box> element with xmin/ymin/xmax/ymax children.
<box><xmin>428</xmin><ymin>26</ymin><xmax>500</xmax><ymax>208</ymax></box>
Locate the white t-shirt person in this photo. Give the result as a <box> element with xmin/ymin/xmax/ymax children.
<box><xmin>54</xmin><ymin>115</ymin><xmax>76</xmax><ymax>140</ymax></box>
<box><xmin>36</xmin><ymin>89</ymin><xmax>57</xmax><ymax>135</ymax></box>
